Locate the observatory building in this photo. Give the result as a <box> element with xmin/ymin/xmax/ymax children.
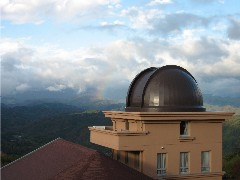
<box><xmin>89</xmin><ymin>65</ymin><xmax>234</xmax><ymax>179</ymax></box>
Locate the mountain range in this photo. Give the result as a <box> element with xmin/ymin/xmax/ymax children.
<box><xmin>1</xmin><ymin>93</ymin><xmax>240</xmax><ymax>178</ymax></box>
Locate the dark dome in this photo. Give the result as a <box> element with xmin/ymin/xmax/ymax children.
<box><xmin>125</xmin><ymin>65</ymin><xmax>205</xmax><ymax>112</ymax></box>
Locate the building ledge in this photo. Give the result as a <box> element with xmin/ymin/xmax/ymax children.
<box><xmin>161</xmin><ymin>172</ymin><xmax>224</xmax><ymax>179</ymax></box>
<box><xmin>178</xmin><ymin>136</ymin><xmax>195</xmax><ymax>142</ymax></box>
<box><xmin>89</xmin><ymin>126</ymin><xmax>149</xmax><ymax>136</ymax></box>
<box><xmin>103</xmin><ymin>111</ymin><xmax>235</xmax><ymax>121</ymax></box>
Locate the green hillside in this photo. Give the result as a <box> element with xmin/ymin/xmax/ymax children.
<box><xmin>223</xmin><ymin>115</ymin><xmax>240</xmax><ymax>179</ymax></box>
<box><xmin>1</xmin><ymin>102</ymin><xmax>240</xmax><ymax>178</ymax></box>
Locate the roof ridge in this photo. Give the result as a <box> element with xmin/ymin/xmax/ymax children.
<box><xmin>1</xmin><ymin>137</ymin><xmax>62</xmax><ymax>169</ymax></box>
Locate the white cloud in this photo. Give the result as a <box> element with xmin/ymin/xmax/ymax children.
<box><xmin>0</xmin><ymin>0</ymin><xmax>120</xmax><ymax>24</ymax></box>
<box><xmin>121</xmin><ymin>7</ymin><xmax>162</xmax><ymax>29</ymax></box>
<box><xmin>148</xmin><ymin>0</ymin><xmax>172</xmax><ymax>6</ymax></box>
<box><xmin>171</xmin><ymin>37</ymin><xmax>228</xmax><ymax>63</ymax></box>
<box><xmin>1</xmin><ymin>0</ymin><xmax>239</xmax><ymax>100</ymax></box>
<box><xmin>95</xmin><ymin>20</ymin><xmax>126</xmax><ymax>31</ymax></box>
<box><xmin>46</xmin><ymin>84</ymin><xmax>66</xmax><ymax>92</ymax></box>
<box><xmin>100</xmin><ymin>20</ymin><xmax>124</xmax><ymax>27</ymax></box>
<box><xmin>120</xmin><ymin>6</ymin><xmax>214</xmax><ymax>34</ymax></box>
<box><xmin>1</xmin><ymin>36</ymin><xmax>240</xmax><ymax>97</ymax></box>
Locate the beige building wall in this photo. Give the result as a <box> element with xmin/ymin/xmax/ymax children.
<box><xmin>89</xmin><ymin>111</ymin><xmax>234</xmax><ymax>179</ymax></box>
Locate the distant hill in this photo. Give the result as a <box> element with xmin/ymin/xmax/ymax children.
<box><xmin>204</xmin><ymin>104</ymin><xmax>240</xmax><ymax>115</ymax></box>
<box><xmin>1</xmin><ymin>101</ymin><xmax>123</xmax><ymax>166</ymax></box>
<box><xmin>2</xmin><ymin>90</ymin><xmax>240</xmax><ymax>108</ymax></box>
<box><xmin>203</xmin><ymin>94</ymin><xmax>240</xmax><ymax>107</ymax></box>
<box><xmin>66</xmin><ymin>93</ymin><xmax>125</xmax><ymax>110</ymax></box>
<box><xmin>2</xmin><ymin>91</ymin><xmax>125</xmax><ymax>111</ymax></box>
<box><xmin>1</xmin><ymin>89</ymin><xmax>77</xmax><ymax>105</ymax></box>
<box><xmin>1</xmin><ymin>103</ymin><xmax>80</xmax><ymax>131</ymax></box>
<box><xmin>1</xmin><ymin>92</ymin><xmax>240</xmax><ymax>178</ymax></box>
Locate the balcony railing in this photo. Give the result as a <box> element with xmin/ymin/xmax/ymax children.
<box><xmin>89</xmin><ymin>126</ymin><xmax>148</xmax><ymax>136</ymax></box>
<box><xmin>92</xmin><ymin>126</ymin><xmax>113</xmax><ymax>131</ymax></box>
<box><xmin>89</xmin><ymin>126</ymin><xmax>149</xmax><ymax>150</ymax></box>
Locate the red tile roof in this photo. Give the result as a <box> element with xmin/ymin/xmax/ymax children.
<box><xmin>1</xmin><ymin>138</ymin><xmax>152</xmax><ymax>180</ymax></box>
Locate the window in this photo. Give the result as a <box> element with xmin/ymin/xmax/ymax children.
<box><xmin>180</xmin><ymin>152</ymin><xmax>189</xmax><ymax>174</ymax></box>
<box><xmin>157</xmin><ymin>153</ymin><xmax>166</xmax><ymax>176</ymax></box>
<box><xmin>201</xmin><ymin>151</ymin><xmax>210</xmax><ymax>172</ymax></box>
<box><xmin>127</xmin><ymin>151</ymin><xmax>140</xmax><ymax>169</ymax></box>
<box><xmin>125</xmin><ymin>121</ymin><xmax>129</xmax><ymax>130</ymax></box>
<box><xmin>133</xmin><ymin>151</ymin><xmax>140</xmax><ymax>169</ymax></box>
<box><xmin>125</xmin><ymin>151</ymin><xmax>128</xmax><ymax>164</ymax></box>
<box><xmin>117</xmin><ymin>151</ymin><xmax>120</xmax><ymax>161</ymax></box>
<box><xmin>180</xmin><ymin>121</ymin><xmax>188</xmax><ymax>136</ymax></box>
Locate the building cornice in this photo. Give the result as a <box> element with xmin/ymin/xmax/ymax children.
<box><xmin>103</xmin><ymin>111</ymin><xmax>235</xmax><ymax>121</ymax></box>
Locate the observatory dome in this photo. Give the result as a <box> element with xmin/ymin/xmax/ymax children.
<box><xmin>125</xmin><ymin>65</ymin><xmax>205</xmax><ymax>112</ymax></box>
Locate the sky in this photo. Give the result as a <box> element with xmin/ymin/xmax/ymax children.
<box><xmin>1</xmin><ymin>0</ymin><xmax>240</xmax><ymax>100</ymax></box>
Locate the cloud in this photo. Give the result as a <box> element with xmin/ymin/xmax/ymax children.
<box><xmin>99</xmin><ymin>20</ymin><xmax>126</xmax><ymax>31</ymax></box>
<box><xmin>1</xmin><ymin>36</ymin><xmax>240</xmax><ymax>98</ymax></box>
<box><xmin>171</xmin><ymin>37</ymin><xmax>229</xmax><ymax>63</ymax></box>
<box><xmin>83</xmin><ymin>20</ymin><xmax>127</xmax><ymax>32</ymax></box>
<box><xmin>178</xmin><ymin>39</ymin><xmax>240</xmax><ymax>97</ymax></box>
<box><xmin>16</xmin><ymin>83</ymin><xmax>31</xmax><ymax>92</ymax></box>
<box><xmin>1</xmin><ymin>0</ymin><xmax>239</xmax><ymax>101</ymax></box>
<box><xmin>0</xmin><ymin>38</ymin><xmax>140</xmax><ymax>97</ymax></box>
<box><xmin>121</xmin><ymin>6</ymin><xmax>211</xmax><ymax>35</ymax></box>
<box><xmin>121</xmin><ymin>7</ymin><xmax>162</xmax><ymax>29</ymax></box>
<box><xmin>1</xmin><ymin>54</ymin><xmax>21</xmax><ymax>72</ymax></box>
<box><xmin>0</xmin><ymin>0</ymin><xmax>120</xmax><ymax>24</ymax></box>
<box><xmin>148</xmin><ymin>0</ymin><xmax>172</xmax><ymax>6</ymax></box>
<box><xmin>100</xmin><ymin>20</ymin><xmax>124</xmax><ymax>27</ymax></box>
<box><xmin>149</xmin><ymin>12</ymin><xmax>210</xmax><ymax>35</ymax></box>
<box><xmin>1</xmin><ymin>47</ymin><xmax>34</xmax><ymax>71</ymax></box>
<box><xmin>46</xmin><ymin>84</ymin><xmax>66</xmax><ymax>92</ymax></box>
<box><xmin>189</xmin><ymin>0</ymin><xmax>222</xmax><ymax>4</ymax></box>
<box><xmin>201</xmin><ymin>78</ymin><xmax>240</xmax><ymax>97</ymax></box>
<box><xmin>227</xmin><ymin>18</ymin><xmax>240</xmax><ymax>40</ymax></box>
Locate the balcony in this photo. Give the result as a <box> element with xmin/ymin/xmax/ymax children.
<box><xmin>89</xmin><ymin>126</ymin><xmax>149</xmax><ymax>150</ymax></box>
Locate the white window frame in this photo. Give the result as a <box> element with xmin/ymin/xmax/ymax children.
<box><xmin>201</xmin><ymin>151</ymin><xmax>210</xmax><ymax>172</ymax></box>
<box><xmin>180</xmin><ymin>152</ymin><xmax>189</xmax><ymax>174</ymax></box>
<box><xmin>157</xmin><ymin>153</ymin><xmax>167</xmax><ymax>176</ymax></box>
